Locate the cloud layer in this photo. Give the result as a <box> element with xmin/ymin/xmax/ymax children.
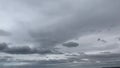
<box><xmin>0</xmin><ymin>0</ymin><xmax>120</xmax><ymax>51</ymax></box>
<box><xmin>0</xmin><ymin>0</ymin><xmax>120</xmax><ymax>66</ymax></box>
<box><xmin>0</xmin><ymin>42</ymin><xmax>62</xmax><ymax>54</ymax></box>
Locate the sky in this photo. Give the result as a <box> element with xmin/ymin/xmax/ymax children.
<box><xmin>0</xmin><ymin>0</ymin><xmax>120</xmax><ymax>67</ymax></box>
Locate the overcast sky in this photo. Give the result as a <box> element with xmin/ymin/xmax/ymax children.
<box><xmin>0</xmin><ymin>0</ymin><xmax>120</xmax><ymax>67</ymax></box>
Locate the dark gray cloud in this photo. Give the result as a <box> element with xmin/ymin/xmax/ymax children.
<box><xmin>0</xmin><ymin>43</ymin><xmax>30</xmax><ymax>54</ymax></box>
<box><xmin>0</xmin><ymin>43</ymin><xmax>8</xmax><ymax>50</ymax></box>
<box><xmin>62</xmin><ymin>42</ymin><xmax>79</xmax><ymax>48</ymax></box>
<box><xmin>3</xmin><ymin>46</ymin><xmax>32</xmax><ymax>54</ymax></box>
<box><xmin>0</xmin><ymin>42</ymin><xmax>61</xmax><ymax>54</ymax></box>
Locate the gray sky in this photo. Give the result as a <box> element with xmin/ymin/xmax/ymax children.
<box><xmin>0</xmin><ymin>0</ymin><xmax>120</xmax><ymax>66</ymax></box>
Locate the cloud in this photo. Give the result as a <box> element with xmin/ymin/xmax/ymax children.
<box><xmin>0</xmin><ymin>43</ymin><xmax>62</xmax><ymax>54</ymax></box>
<box><xmin>28</xmin><ymin>0</ymin><xmax>120</xmax><ymax>51</ymax></box>
<box><xmin>1</xmin><ymin>0</ymin><xmax>120</xmax><ymax>66</ymax></box>
<box><xmin>84</xmin><ymin>52</ymin><xmax>120</xmax><ymax>64</ymax></box>
<box><xmin>97</xmin><ymin>38</ymin><xmax>107</xmax><ymax>43</ymax></box>
<box><xmin>0</xmin><ymin>29</ymin><xmax>11</xmax><ymax>36</ymax></box>
<box><xmin>0</xmin><ymin>0</ymin><xmax>120</xmax><ymax>54</ymax></box>
<box><xmin>62</xmin><ymin>42</ymin><xmax>79</xmax><ymax>48</ymax></box>
<box><xmin>0</xmin><ymin>43</ymin><xmax>8</xmax><ymax>50</ymax></box>
<box><xmin>3</xmin><ymin>46</ymin><xmax>32</xmax><ymax>54</ymax></box>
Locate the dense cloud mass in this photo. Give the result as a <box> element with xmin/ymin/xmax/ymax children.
<box><xmin>0</xmin><ymin>0</ymin><xmax>120</xmax><ymax>66</ymax></box>
<box><xmin>0</xmin><ymin>0</ymin><xmax>120</xmax><ymax>50</ymax></box>
<box><xmin>0</xmin><ymin>43</ymin><xmax>61</xmax><ymax>54</ymax></box>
